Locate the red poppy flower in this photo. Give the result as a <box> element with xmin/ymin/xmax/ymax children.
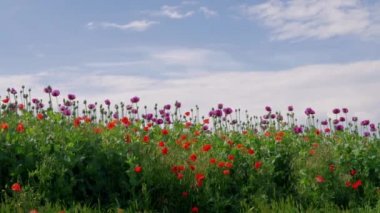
<box><xmin>203</xmin><ymin>119</ymin><xmax>209</xmax><ymax>124</ymax></box>
<box><xmin>177</xmin><ymin>173</ymin><xmax>184</xmax><ymax>180</ymax></box>
<box><xmin>18</xmin><ymin>103</ymin><xmax>25</xmax><ymax>110</ymax></box>
<box><xmin>158</xmin><ymin>141</ymin><xmax>165</xmax><ymax>147</ymax></box>
<box><xmin>29</xmin><ymin>209</ymin><xmax>38</xmax><ymax>213</ymax></box>
<box><xmin>228</xmin><ymin>154</ymin><xmax>234</xmax><ymax>161</ymax></box>
<box><xmin>218</xmin><ymin>162</ymin><xmax>225</xmax><ymax>168</ymax></box>
<box><xmin>161</xmin><ymin>147</ymin><xmax>168</xmax><ymax>155</ymax></box>
<box><xmin>185</xmin><ymin>112</ymin><xmax>190</xmax><ymax>117</ymax></box>
<box><xmin>162</xmin><ymin>129</ymin><xmax>169</xmax><ymax>135</ymax></box>
<box><xmin>37</xmin><ymin>113</ymin><xmax>44</xmax><ymax>120</ymax></box>
<box><xmin>191</xmin><ymin>206</ymin><xmax>199</xmax><ymax>213</ymax></box>
<box><xmin>189</xmin><ymin>165</ymin><xmax>196</xmax><ymax>171</ymax></box>
<box><xmin>254</xmin><ymin>161</ymin><xmax>263</xmax><ymax>170</ymax></box>
<box><xmin>350</xmin><ymin>169</ymin><xmax>357</xmax><ymax>176</ymax></box>
<box><xmin>182</xmin><ymin>191</ymin><xmax>188</xmax><ymax>198</ymax></box>
<box><xmin>345</xmin><ymin>181</ymin><xmax>352</xmax><ymax>187</ymax></box>
<box><xmin>16</xmin><ymin>123</ymin><xmax>25</xmax><ymax>133</ymax></box>
<box><xmin>107</xmin><ymin>121</ymin><xmax>116</xmax><ymax>130</ymax></box>
<box><xmin>248</xmin><ymin>148</ymin><xmax>255</xmax><ymax>155</ymax></box>
<box><xmin>121</xmin><ymin>117</ymin><xmax>130</xmax><ymax>125</ymax></box>
<box><xmin>352</xmin><ymin>180</ymin><xmax>362</xmax><ymax>190</ymax></box>
<box><xmin>315</xmin><ymin>175</ymin><xmax>325</xmax><ymax>183</ymax></box>
<box><xmin>324</xmin><ymin>128</ymin><xmax>331</xmax><ymax>133</ymax></box>
<box><xmin>189</xmin><ymin>153</ymin><xmax>197</xmax><ymax>162</ymax></box>
<box><xmin>2</xmin><ymin>97</ymin><xmax>9</xmax><ymax>104</ymax></box>
<box><xmin>223</xmin><ymin>170</ymin><xmax>230</xmax><ymax>175</ymax></box>
<box><xmin>143</xmin><ymin>135</ymin><xmax>150</xmax><ymax>143</ymax></box>
<box><xmin>183</xmin><ymin>142</ymin><xmax>191</xmax><ymax>150</ymax></box>
<box><xmin>309</xmin><ymin>149</ymin><xmax>316</xmax><ymax>156</ymax></box>
<box><xmin>134</xmin><ymin>166</ymin><xmax>142</xmax><ymax>173</ymax></box>
<box><xmin>11</xmin><ymin>183</ymin><xmax>22</xmax><ymax>192</ymax></box>
<box><xmin>202</xmin><ymin>144</ymin><xmax>212</xmax><ymax>152</ymax></box>
<box><xmin>225</xmin><ymin>162</ymin><xmax>233</xmax><ymax>168</ymax></box>
<box><xmin>209</xmin><ymin>158</ymin><xmax>216</xmax><ymax>164</ymax></box>
<box><xmin>195</xmin><ymin>173</ymin><xmax>205</xmax><ymax>182</ymax></box>
<box><xmin>329</xmin><ymin>164</ymin><xmax>335</xmax><ymax>172</ymax></box>
<box><xmin>1</xmin><ymin>122</ymin><xmax>9</xmax><ymax>130</ymax></box>
<box><xmin>143</xmin><ymin>126</ymin><xmax>149</xmax><ymax>131</ymax></box>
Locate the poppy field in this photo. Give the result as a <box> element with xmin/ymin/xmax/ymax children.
<box><xmin>0</xmin><ymin>86</ymin><xmax>379</xmax><ymax>212</ymax></box>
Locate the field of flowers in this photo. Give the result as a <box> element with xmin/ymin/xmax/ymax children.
<box><xmin>0</xmin><ymin>86</ymin><xmax>379</xmax><ymax>212</ymax></box>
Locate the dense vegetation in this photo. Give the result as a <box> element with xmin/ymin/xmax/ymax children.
<box><xmin>0</xmin><ymin>86</ymin><xmax>379</xmax><ymax>212</ymax></box>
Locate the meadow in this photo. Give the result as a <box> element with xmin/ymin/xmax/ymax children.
<box><xmin>0</xmin><ymin>86</ymin><xmax>379</xmax><ymax>212</ymax></box>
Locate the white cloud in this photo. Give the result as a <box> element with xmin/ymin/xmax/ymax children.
<box><xmin>240</xmin><ymin>0</ymin><xmax>380</xmax><ymax>40</ymax></box>
<box><xmin>87</xmin><ymin>20</ymin><xmax>158</xmax><ymax>32</ymax></box>
<box><xmin>1</xmin><ymin>60</ymin><xmax>380</xmax><ymax>124</ymax></box>
<box><xmin>159</xmin><ymin>5</ymin><xmax>194</xmax><ymax>19</ymax></box>
<box><xmin>199</xmin><ymin>6</ymin><xmax>218</xmax><ymax>18</ymax></box>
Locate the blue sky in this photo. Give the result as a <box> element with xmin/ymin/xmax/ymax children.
<box><xmin>1</xmin><ymin>0</ymin><xmax>380</xmax><ymax>122</ymax></box>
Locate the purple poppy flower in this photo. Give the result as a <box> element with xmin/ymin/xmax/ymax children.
<box><xmin>131</xmin><ymin>109</ymin><xmax>138</xmax><ymax>114</ymax></box>
<box><xmin>263</xmin><ymin>114</ymin><xmax>269</xmax><ymax>119</ymax></box>
<box><xmin>126</xmin><ymin>105</ymin><xmax>133</xmax><ymax>110</ymax></box>
<box><xmin>332</xmin><ymin>108</ymin><xmax>340</xmax><ymax>114</ymax></box>
<box><xmin>293</xmin><ymin>126</ymin><xmax>303</xmax><ymax>134</ymax></box>
<box><xmin>64</xmin><ymin>101</ymin><xmax>72</xmax><ymax>107</ymax></box>
<box><xmin>156</xmin><ymin>118</ymin><xmax>163</xmax><ymax>125</ymax></box>
<box><xmin>339</xmin><ymin>117</ymin><xmax>345</xmax><ymax>122</ymax></box>
<box><xmin>159</xmin><ymin>109</ymin><xmax>165</xmax><ymax>115</ymax></box>
<box><xmin>88</xmin><ymin>104</ymin><xmax>96</xmax><ymax>110</ymax></box>
<box><xmin>62</xmin><ymin>109</ymin><xmax>71</xmax><ymax>116</ymax></box>
<box><xmin>37</xmin><ymin>103</ymin><xmax>44</xmax><ymax>109</ymax></box>
<box><xmin>223</xmin><ymin>107</ymin><xmax>233</xmax><ymax>115</ymax></box>
<box><xmin>146</xmin><ymin>113</ymin><xmax>153</xmax><ymax>120</ymax></box>
<box><xmin>52</xmin><ymin>90</ymin><xmax>60</xmax><ymax>97</ymax></box>
<box><xmin>370</xmin><ymin>123</ymin><xmax>375</xmax><ymax>129</ymax></box>
<box><xmin>164</xmin><ymin>104</ymin><xmax>171</xmax><ymax>110</ymax></box>
<box><xmin>304</xmin><ymin>108</ymin><xmax>315</xmax><ymax>116</ymax></box>
<box><xmin>32</xmin><ymin>98</ymin><xmax>40</xmax><ymax>104</ymax></box>
<box><xmin>10</xmin><ymin>88</ymin><xmax>17</xmax><ymax>95</ymax></box>
<box><xmin>270</xmin><ymin>114</ymin><xmax>276</xmax><ymax>119</ymax></box>
<box><xmin>130</xmin><ymin>96</ymin><xmax>140</xmax><ymax>103</ymax></box>
<box><xmin>335</xmin><ymin>125</ymin><xmax>344</xmax><ymax>131</ymax></box>
<box><xmin>104</xmin><ymin>99</ymin><xmax>111</xmax><ymax>106</ymax></box>
<box><xmin>217</xmin><ymin>103</ymin><xmax>223</xmax><ymax>109</ymax></box>
<box><xmin>265</xmin><ymin>106</ymin><xmax>272</xmax><ymax>112</ymax></box>
<box><xmin>342</xmin><ymin>108</ymin><xmax>349</xmax><ymax>113</ymax></box>
<box><xmin>175</xmin><ymin>101</ymin><xmax>181</xmax><ymax>108</ymax></box>
<box><xmin>364</xmin><ymin>132</ymin><xmax>370</xmax><ymax>137</ymax></box>
<box><xmin>333</xmin><ymin>119</ymin><xmax>339</xmax><ymax>125</ymax></box>
<box><xmin>215</xmin><ymin>109</ymin><xmax>223</xmax><ymax>117</ymax></box>
<box><xmin>288</xmin><ymin>105</ymin><xmax>294</xmax><ymax>112</ymax></box>
<box><xmin>352</xmin><ymin>116</ymin><xmax>358</xmax><ymax>122</ymax></box>
<box><xmin>44</xmin><ymin>86</ymin><xmax>52</xmax><ymax>94</ymax></box>
<box><xmin>361</xmin><ymin>120</ymin><xmax>370</xmax><ymax>126</ymax></box>
<box><xmin>113</xmin><ymin>113</ymin><xmax>119</xmax><ymax>119</ymax></box>
<box><xmin>68</xmin><ymin>94</ymin><xmax>76</xmax><ymax>100</ymax></box>
<box><xmin>203</xmin><ymin>125</ymin><xmax>209</xmax><ymax>131</ymax></box>
<box><xmin>209</xmin><ymin>110</ymin><xmax>215</xmax><ymax>117</ymax></box>
<box><xmin>321</xmin><ymin>120</ymin><xmax>328</xmax><ymax>125</ymax></box>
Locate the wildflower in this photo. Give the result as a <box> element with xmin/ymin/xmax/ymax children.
<box><xmin>161</xmin><ymin>147</ymin><xmax>168</xmax><ymax>155</ymax></box>
<box><xmin>175</xmin><ymin>101</ymin><xmax>181</xmax><ymax>108</ymax></box>
<box><xmin>332</xmin><ymin>108</ymin><xmax>340</xmax><ymax>114</ymax></box>
<box><xmin>350</xmin><ymin>169</ymin><xmax>357</xmax><ymax>176</ymax></box>
<box><xmin>182</xmin><ymin>142</ymin><xmax>191</xmax><ymax>150</ymax></box>
<box><xmin>265</xmin><ymin>106</ymin><xmax>272</xmax><ymax>112</ymax></box>
<box><xmin>345</xmin><ymin>181</ymin><xmax>352</xmax><ymax>187</ymax></box>
<box><xmin>130</xmin><ymin>96</ymin><xmax>140</xmax><ymax>103</ymax></box>
<box><xmin>228</xmin><ymin>154</ymin><xmax>235</xmax><ymax>161</ymax></box>
<box><xmin>158</xmin><ymin>141</ymin><xmax>165</xmax><ymax>147</ymax></box>
<box><xmin>223</xmin><ymin>107</ymin><xmax>233</xmax><ymax>115</ymax></box>
<box><xmin>2</xmin><ymin>97</ymin><xmax>9</xmax><ymax>104</ymax></box>
<box><xmin>184</xmin><ymin>112</ymin><xmax>190</xmax><ymax>116</ymax></box>
<box><xmin>29</xmin><ymin>209</ymin><xmax>38</xmax><ymax>213</ymax></box>
<box><xmin>254</xmin><ymin>161</ymin><xmax>263</xmax><ymax>170</ymax></box>
<box><xmin>134</xmin><ymin>166</ymin><xmax>142</xmax><ymax>173</ymax></box>
<box><xmin>352</xmin><ymin>180</ymin><xmax>362</xmax><ymax>190</ymax></box>
<box><xmin>44</xmin><ymin>86</ymin><xmax>52</xmax><ymax>93</ymax></box>
<box><xmin>67</xmin><ymin>94</ymin><xmax>76</xmax><ymax>100</ymax></box>
<box><xmin>104</xmin><ymin>99</ymin><xmax>111</xmax><ymax>106</ymax></box>
<box><xmin>352</xmin><ymin>116</ymin><xmax>358</xmax><ymax>122</ymax></box>
<box><xmin>309</xmin><ymin>149</ymin><xmax>316</xmax><ymax>155</ymax></box>
<box><xmin>107</xmin><ymin>121</ymin><xmax>116</xmax><ymax>130</ymax></box>
<box><xmin>304</xmin><ymin>107</ymin><xmax>315</xmax><ymax>116</ymax></box>
<box><xmin>37</xmin><ymin>113</ymin><xmax>44</xmax><ymax>120</ymax></box>
<box><xmin>288</xmin><ymin>105</ymin><xmax>294</xmax><ymax>111</ymax></box>
<box><xmin>11</xmin><ymin>183</ymin><xmax>22</xmax><ymax>192</ymax></box>
<box><xmin>1</xmin><ymin>122</ymin><xmax>9</xmax><ymax>130</ymax></box>
<box><xmin>191</xmin><ymin>206</ymin><xmax>199</xmax><ymax>213</ymax></box>
<box><xmin>143</xmin><ymin>135</ymin><xmax>150</xmax><ymax>143</ymax></box>
<box><xmin>225</xmin><ymin>162</ymin><xmax>233</xmax><ymax>168</ymax></box>
<box><xmin>209</xmin><ymin>158</ymin><xmax>216</xmax><ymax>164</ymax></box>
<box><xmin>315</xmin><ymin>175</ymin><xmax>325</xmax><ymax>183</ymax></box>
<box><xmin>335</xmin><ymin>125</ymin><xmax>344</xmax><ymax>131</ymax></box>
<box><xmin>189</xmin><ymin>153</ymin><xmax>197</xmax><ymax>162</ymax></box>
<box><xmin>203</xmin><ymin>119</ymin><xmax>209</xmax><ymax>124</ymax></box>
<box><xmin>247</xmin><ymin>148</ymin><xmax>255</xmax><ymax>155</ymax></box>
<box><xmin>182</xmin><ymin>191</ymin><xmax>188</xmax><ymax>198</ymax></box>
<box><xmin>361</xmin><ymin>120</ymin><xmax>370</xmax><ymax>126</ymax></box>
<box><xmin>16</xmin><ymin>123</ymin><xmax>25</xmax><ymax>133</ymax></box>
<box><xmin>202</xmin><ymin>144</ymin><xmax>212</xmax><ymax>152</ymax></box>
<box><xmin>51</xmin><ymin>90</ymin><xmax>60</xmax><ymax>97</ymax></box>
<box><xmin>321</xmin><ymin>120</ymin><xmax>328</xmax><ymax>125</ymax></box>
<box><xmin>18</xmin><ymin>103</ymin><xmax>25</xmax><ymax>110</ymax></box>
<box><xmin>162</xmin><ymin>129</ymin><xmax>169</xmax><ymax>135</ymax></box>
<box><xmin>218</xmin><ymin>162</ymin><xmax>225</xmax><ymax>168</ymax></box>
<box><xmin>177</xmin><ymin>173</ymin><xmax>184</xmax><ymax>180</ymax></box>
<box><xmin>223</xmin><ymin>170</ymin><xmax>230</xmax><ymax>175</ymax></box>
<box><xmin>329</xmin><ymin>164</ymin><xmax>335</xmax><ymax>172</ymax></box>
